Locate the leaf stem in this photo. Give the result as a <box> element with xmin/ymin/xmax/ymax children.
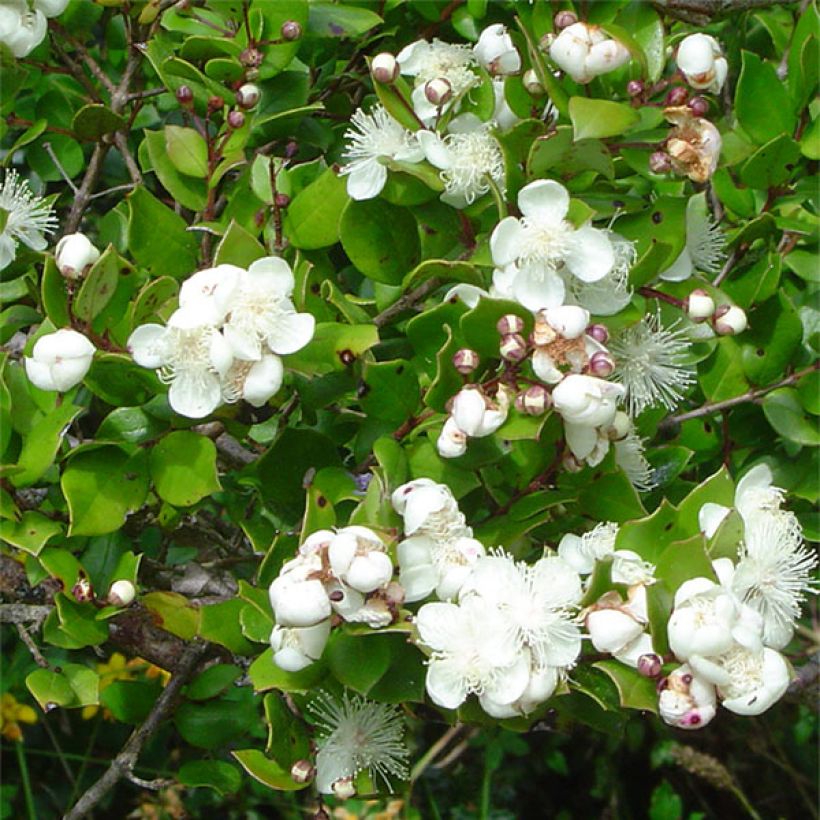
<box><xmin>15</xmin><ymin>741</ymin><xmax>37</xmax><ymax>820</ymax></box>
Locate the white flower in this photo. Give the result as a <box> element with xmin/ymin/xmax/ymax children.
<box><xmin>397</xmin><ymin>533</ymin><xmax>485</xmax><ymax>602</ymax></box>
<box><xmin>128</xmin><ymin>308</ymin><xmax>234</xmax><ymax>418</ymax></box>
<box><xmin>659</xmin><ymin>194</ymin><xmax>725</xmax><ymax>282</ymax></box>
<box><xmin>436</xmin><ymin>417</ymin><xmax>468</xmax><ymax>458</ymax></box>
<box><xmin>339</xmin><ymin>105</ymin><xmax>424</xmax><ymax>200</ymax></box>
<box><xmin>0</xmin><ymin>170</ymin><xmax>57</xmax><ymax>269</ymax></box>
<box><xmin>460</xmin><ymin>553</ymin><xmax>583</xmax><ymax>671</ymax></box>
<box><xmin>676</xmin><ymin>33</ymin><xmax>728</xmax><ymax>93</ymax></box>
<box><xmin>54</xmin><ymin>232</ymin><xmax>100</xmax><ymax>280</ymax></box>
<box><xmin>328</xmin><ymin>526</ymin><xmax>394</xmax><ymax>594</ymax></box>
<box><xmin>268</xmin><ymin>553</ymin><xmax>331</xmax><ymax>628</ymax></box>
<box><xmin>221</xmin><ymin>354</ymin><xmax>284</xmax><ymax>407</ymax></box>
<box><xmin>34</xmin><ymin>0</ymin><xmax>69</xmax><ymax>16</ymax></box>
<box><xmin>481</xmin><ymin>664</ymin><xmax>561</xmax><ymax>718</ymax></box>
<box><xmin>614</xmin><ymin>631</ymin><xmax>656</xmax><ymax>669</ymax></box>
<box><xmin>308</xmin><ymin>691</ymin><xmax>409</xmax><ymax>794</ymax></box>
<box><xmin>549</xmin><ymin>22</ymin><xmax>630</xmax><ymax>84</ymax></box>
<box><xmin>552</xmin><ymin>374</ymin><xmax>624</xmax><ymax>428</ymax></box>
<box><xmin>659</xmin><ymin>664</ymin><xmax>717</xmax><ymax>729</ymax></box>
<box><xmin>270</xmin><ymin>620</ymin><xmax>330</xmax><ymax>672</ymax></box>
<box><xmin>564</xmin><ymin>232</ymin><xmax>635</xmax><ymax>315</ymax></box>
<box><xmin>392</xmin><ymin>478</ymin><xmax>467</xmax><ymax>536</ymax></box>
<box><xmin>24</xmin><ymin>329</ymin><xmax>95</xmax><ymax>392</ymax></box>
<box><xmin>0</xmin><ymin>1</ymin><xmax>46</xmax><ymax>58</ymax></box>
<box><xmin>610</xmin><ymin>313</ymin><xmax>695</xmax><ymax>417</ymax></box>
<box><xmin>415</xmin><ymin>596</ymin><xmax>530</xmax><ymax>710</ymax></box>
<box><xmin>586</xmin><ymin>606</ymin><xmax>645</xmax><ymax>655</ymax></box>
<box><xmin>438</xmin><ymin>387</ymin><xmax>510</xmax><ymax>458</ymax></box>
<box><xmin>665</xmin><ymin>106</ymin><xmax>722</xmax><ymax>183</ymax></box>
<box><xmin>614</xmin><ymin>430</ymin><xmax>655</xmax><ymax>493</ymax></box>
<box><xmin>474</xmin><ymin>24</ymin><xmax>521</xmax><ymax>75</ymax></box>
<box><xmin>418</xmin><ymin>115</ymin><xmax>505</xmax><ymax>208</ymax></box>
<box><xmin>490</xmin><ymin>179</ymin><xmax>615</xmax><ymax>311</ymax></box>
<box><xmin>178</xmin><ymin>263</ymin><xmax>241</xmax><ymax>326</ymax></box>
<box><xmin>558</xmin><ymin>522</ymin><xmax>619</xmax><ymax>575</ymax></box>
<box><xmin>732</xmin><ymin>512</ymin><xmax>817</xmax><ymax>649</ymax></box>
<box><xmin>715</xmin><ymin>646</ymin><xmax>790</xmax><ymax>716</ymax></box>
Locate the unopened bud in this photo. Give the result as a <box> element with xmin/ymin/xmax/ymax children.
<box><xmin>638</xmin><ymin>653</ymin><xmax>663</xmax><ymax>678</ymax></box>
<box><xmin>686</xmin><ymin>288</ymin><xmax>715</xmax><ymax>321</ymax></box>
<box><xmin>207</xmin><ymin>95</ymin><xmax>224</xmax><ymax>112</ymax></box>
<box><xmin>371</xmin><ymin>52</ymin><xmax>399</xmax><ymax>84</ymax></box>
<box><xmin>332</xmin><ymin>776</ymin><xmax>356</xmax><ymax>799</ymax></box>
<box><xmin>175</xmin><ymin>85</ymin><xmax>193</xmax><ymax>106</ymax></box>
<box><xmin>290</xmin><ymin>759</ymin><xmax>315</xmax><ymax>784</ymax></box>
<box><xmin>688</xmin><ymin>95</ymin><xmax>709</xmax><ymax>117</ymax></box>
<box><xmin>627</xmin><ymin>80</ymin><xmax>644</xmax><ymax>97</ymax></box>
<box><xmin>452</xmin><ymin>348</ymin><xmax>480</xmax><ymax>374</ymax></box>
<box><xmin>588</xmin><ymin>351</ymin><xmax>615</xmax><ymax>378</ymax></box>
<box><xmin>285</xmin><ymin>140</ymin><xmax>299</xmax><ymax>158</ymax></box>
<box><xmin>55</xmin><ymin>232</ymin><xmax>100</xmax><ymax>280</ymax></box>
<box><xmin>496</xmin><ymin>314</ymin><xmax>524</xmax><ymax>336</ymax></box>
<box><xmin>515</xmin><ymin>384</ymin><xmax>551</xmax><ymax>416</ymax></box>
<box><xmin>240</xmin><ymin>47</ymin><xmax>262</xmax><ymax>68</ymax></box>
<box><xmin>424</xmin><ymin>77</ymin><xmax>452</xmax><ymax>106</ymax></box>
<box><xmin>72</xmin><ymin>576</ymin><xmax>93</xmax><ymax>603</ymax></box>
<box><xmin>107</xmin><ymin>579</ymin><xmax>136</xmax><ymax>607</ymax></box>
<box><xmin>607</xmin><ymin>410</ymin><xmax>631</xmax><ymax>441</ymax></box>
<box><xmin>281</xmin><ymin>20</ymin><xmax>302</xmax><ymax>41</ymax></box>
<box><xmin>227</xmin><ymin>110</ymin><xmax>245</xmax><ymax>129</ymax></box>
<box><xmin>562</xmin><ymin>451</ymin><xmax>584</xmax><ymax>473</ymax></box>
<box><xmin>522</xmin><ymin>68</ymin><xmax>545</xmax><ymax>96</ymax></box>
<box><xmin>274</xmin><ymin>192</ymin><xmax>291</xmax><ymax>208</ymax></box>
<box><xmin>236</xmin><ymin>82</ymin><xmax>260</xmax><ymax>109</ymax></box>
<box><xmin>713</xmin><ymin>305</ymin><xmax>747</xmax><ymax>336</ymax></box>
<box><xmin>649</xmin><ymin>151</ymin><xmax>672</xmax><ymax>174</ymax></box>
<box><xmin>499</xmin><ymin>333</ymin><xmax>528</xmax><ymax>362</ymax></box>
<box><xmin>554</xmin><ymin>10</ymin><xmax>578</xmax><ymax>29</ymax></box>
<box><xmin>665</xmin><ymin>86</ymin><xmax>689</xmax><ymax>106</ymax></box>
<box><xmin>586</xmin><ymin>323</ymin><xmax>609</xmax><ymax>344</ymax></box>
<box><xmin>384</xmin><ymin>581</ymin><xmax>405</xmax><ymax>605</ymax></box>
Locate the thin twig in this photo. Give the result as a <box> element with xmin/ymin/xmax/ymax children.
<box><xmin>373</xmin><ymin>278</ymin><xmax>444</xmax><ymax>328</ymax></box>
<box><xmin>113</xmin><ymin>132</ymin><xmax>142</xmax><ymax>184</ymax></box>
<box><xmin>42</xmin><ymin>142</ymin><xmax>80</xmax><ymax>194</ymax></box>
<box><xmin>410</xmin><ymin>724</ymin><xmax>467</xmax><ymax>782</ymax></box>
<box><xmin>50</xmin><ymin>21</ymin><xmax>116</xmax><ymax>95</ymax></box>
<box><xmin>63</xmin><ymin>640</ymin><xmax>208</xmax><ymax>820</ymax></box>
<box><xmin>16</xmin><ymin>623</ymin><xmax>49</xmax><ymax>668</ymax></box>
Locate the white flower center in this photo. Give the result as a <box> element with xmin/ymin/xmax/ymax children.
<box><xmin>158</xmin><ymin>326</ymin><xmax>216</xmax><ymax>383</ymax></box>
<box><xmin>413</xmin><ymin>42</ymin><xmax>478</xmax><ymax>96</ymax></box>
<box><xmin>519</xmin><ymin>219</ymin><xmax>574</xmax><ymax>276</ymax></box>
<box><xmin>440</xmin><ymin>131</ymin><xmax>504</xmax><ymax>203</ymax></box>
<box><xmin>718</xmin><ymin>648</ymin><xmax>763</xmax><ymax>700</ymax></box>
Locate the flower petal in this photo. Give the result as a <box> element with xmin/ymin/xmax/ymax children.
<box><xmin>266</xmin><ymin>311</ymin><xmax>315</xmax><ymax>355</ymax></box>
<box><xmin>127</xmin><ymin>324</ymin><xmax>168</xmax><ymax>369</ymax></box>
<box><xmin>564</xmin><ymin>226</ymin><xmax>615</xmax><ymax>282</ymax></box>
<box><xmin>345</xmin><ymin>159</ymin><xmax>387</xmax><ymax>201</ymax></box>
<box><xmin>247</xmin><ymin>256</ymin><xmax>295</xmax><ymax>298</ymax></box>
<box><xmin>517</xmin><ymin>179</ymin><xmax>570</xmax><ymax>225</ymax></box>
<box><xmin>490</xmin><ymin>216</ymin><xmax>525</xmax><ymax>267</ymax></box>
<box><xmin>512</xmin><ymin>267</ymin><xmax>565</xmax><ymax>311</ymax></box>
<box><xmin>168</xmin><ymin>371</ymin><xmax>222</xmax><ymax>418</ymax></box>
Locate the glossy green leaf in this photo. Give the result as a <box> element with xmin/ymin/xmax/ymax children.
<box><xmin>165</xmin><ymin>124</ymin><xmax>209</xmax><ymax>178</ymax></box>
<box><xmin>178</xmin><ymin>760</ymin><xmax>242</xmax><ymax>796</ymax></box>
<box><xmin>569</xmin><ymin>97</ymin><xmax>640</xmax><ymax>141</ymax></box>
<box><xmin>150</xmin><ymin>431</ymin><xmax>220</xmax><ymax>507</ymax></box>
<box><xmin>283</xmin><ymin>167</ymin><xmax>349</xmax><ymax>250</ymax></box>
<box><xmin>735</xmin><ymin>51</ymin><xmax>796</xmax><ymax>145</ymax></box>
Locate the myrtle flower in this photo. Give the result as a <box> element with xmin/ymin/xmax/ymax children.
<box><xmin>25</xmin><ymin>329</ymin><xmax>95</xmax><ymax>392</ymax></box>
<box><xmin>127</xmin><ymin>308</ymin><xmax>234</xmax><ymax>419</ymax></box>
<box><xmin>0</xmin><ymin>170</ymin><xmax>57</xmax><ymax>270</ymax></box>
<box><xmin>55</xmin><ymin>232</ymin><xmax>100</xmax><ymax>280</ymax></box>
<box><xmin>436</xmin><ymin>385</ymin><xmax>509</xmax><ymax>459</ymax></box>
<box><xmin>270</xmin><ymin>621</ymin><xmax>330</xmax><ymax>673</ymax></box>
<box><xmin>308</xmin><ymin>691</ymin><xmax>409</xmax><ymax>795</ymax></box>
<box><xmin>609</xmin><ymin>313</ymin><xmax>695</xmax><ymax>417</ymax></box>
<box><xmin>221</xmin><ymin>354</ymin><xmax>284</xmax><ymax>408</ymax></box>
<box><xmin>659</xmin><ymin>194</ymin><xmax>725</xmax><ymax>281</ymax></box>
<box><xmin>473</xmin><ymin>24</ymin><xmax>521</xmax><ymax>76</ymax></box>
<box><xmin>558</xmin><ymin>522</ymin><xmax>619</xmax><ymax>575</ymax></box>
<box><xmin>659</xmin><ymin>664</ymin><xmax>717</xmax><ymax>730</ymax></box>
<box><xmin>614</xmin><ymin>430</ymin><xmax>655</xmax><ymax>493</ymax></box>
<box><xmin>339</xmin><ymin>105</ymin><xmax>424</xmax><ymax>200</ymax></box>
<box><xmin>549</xmin><ymin>22</ymin><xmax>630</xmax><ymax>84</ymax></box>
<box><xmin>664</xmin><ymin>106</ymin><xmax>722</xmax><ymax>183</ymax></box>
<box><xmin>564</xmin><ymin>232</ymin><xmax>635</xmax><ymax>316</ymax></box>
<box><xmin>732</xmin><ymin>512</ymin><xmax>818</xmax><ymax>649</ymax></box>
<box><xmin>490</xmin><ymin>179</ymin><xmax>616</xmax><ymax>311</ymax></box>
<box><xmin>418</xmin><ymin>115</ymin><xmax>505</xmax><ymax>209</ymax></box>
<box><xmin>676</xmin><ymin>33</ymin><xmax>728</xmax><ymax>94</ymax></box>
<box><xmin>710</xmin><ymin>646</ymin><xmax>790</xmax><ymax>716</ymax></box>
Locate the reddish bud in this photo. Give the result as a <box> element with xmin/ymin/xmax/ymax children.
<box><xmin>688</xmin><ymin>95</ymin><xmax>709</xmax><ymax>117</ymax></box>
<box><xmin>496</xmin><ymin>314</ymin><xmax>525</xmax><ymax>336</ymax></box>
<box><xmin>522</xmin><ymin>68</ymin><xmax>545</xmax><ymax>96</ymax></box>
<box><xmin>713</xmin><ymin>305</ymin><xmax>747</xmax><ymax>336</ymax></box>
<box><xmin>588</xmin><ymin>351</ymin><xmax>615</xmax><ymax>378</ymax></box>
<box><xmin>586</xmin><ymin>323</ymin><xmax>609</xmax><ymax>344</ymax></box>
<box><xmin>240</xmin><ymin>47</ymin><xmax>262</xmax><ymax>68</ymax></box>
<box><xmin>236</xmin><ymin>82</ymin><xmax>260</xmax><ymax>109</ymax></box>
<box><xmin>72</xmin><ymin>576</ymin><xmax>93</xmax><ymax>603</ymax></box>
<box><xmin>452</xmin><ymin>348</ymin><xmax>480</xmax><ymax>374</ymax></box>
<box><xmin>175</xmin><ymin>85</ymin><xmax>193</xmax><ymax>106</ymax></box>
<box><xmin>227</xmin><ymin>110</ymin><xmax>245</xmax><ymax>129</ymax></box>
<box><xmin>686</xmin><ymin>288</ymin><xmax>715</xmax><ymax>321</ymax></box>
<box><xmin>665</xmin><ymin>86</ymin><xmax>689</xmax><ymax>106</ymax></box>
<box><xmin>554</xmin><ymin>10</ymin><xmax>578</xmax><ymax>29</ymax></box>
<box><xmin>424</xmin><ymin>77</ymin><xmax>452</xmax><ymax>106</ymax></box>
<box><xmin>627</xmin><ymin>80</ymin><xmax>644</xmax><ymax>97</ymax></box>
<box><xmin>207</xmin><ymin>95</ymin><xmax>225</xmax><ymax>113</ymax></box>
<box><xmin>514</xmin><ymin>384</ymin><xmax>552</xmax><ymax>416</ymax></box>
<box><xmin>637</xmin><ymin>653</ymin><xmax>663</xmax><ymax>678</ymax></box>
<box><xmin>285</xmin><ymin>140</ymin><xmax>299</xmax><ymax>158</ymax></box>
<box><xmin>649</xmin><ymin>151</ymin><xmax>672</xmax><ymax>174</ymax></box>
<box><xmin>274</xmin><ymin>192</ymin><xmax>291</xmax><ymax>208</ymax></box>
<box><xmin>371</xmin><ymin>52</ymin><xmax>399</xmax><ymax>84</ymax></box>
<box><xmin>499</xmin><ymin>333</ymin><xmax>528</xmax><ymax>362</ymax></box>
<box><xmin>281</xmin><ymin>20</ymin><xmax>302</xmax><ymax>40</ymax></box>
<box><xmin>290</xmin><ymin>760</ymin><xmax>315</xmax><ymax>784</ymax></box>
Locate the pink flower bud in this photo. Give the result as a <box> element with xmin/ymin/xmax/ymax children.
<box><xmin>499</xmin><ymin>333</ymin><xmax>528</xmax><ymax>362</ymax></box>
<box><xmin>497</xmin><ymin>314</ymin><xmax>524</xmax><ymax>336</ymax></box>
<box><xmin>274</xmin><ymin>193</ymin><xmax>291</xmax><ymax>208</ymax></box>
<box><xmin>371</xmin><ymin>52</ymin><xmax>399</xmax><ymax>84</ymax></box>
<box><xmin>72</xmin><ymin>576</ymin><xmax>93</xmax><ymax>603</ymax></box>
<box><xmin>637</xmin><ymin>653</ymin><xmax>663</xmax><ymax>678</ymax></box>
<box><xmin>235</xmin><ymin>83</ymin><xmax>260</xmax><ymax>109</ymax></box>
<box><xmin>424</xmin><ymin>77</ymin><xmax>452</xmax><ymax>106</ymax></box>
<box><xmin>332</xmin><ymin>776</ymin><xmax>356</xmax><ymax>799</ymax></box>
<box><xmin>515</xmin><ymin>384</ymin><xmax>551</xmax><ymax>416</ymax></box>
<box><xmin>686</xmin><ymin>288</ymin><xmax>715</xmax><ymax>321</ymax></box>
<box><xmin>107</xmin><ymin>579</ymin><xmax>136</xmax><ymax>607</ymax></box>
<box><xmin>290</xmin><ymin>759</ymin><xmax>316</xmax><ymax>784</ymax></box>
<box><xmin>649</xmin><ymin>151</ymin><xmax>672</xmax><ymax>174</ymax></box>
<box><xmin>713</xmin><ymin>305</ymin><xmax>747</xmax><ymax>335</ymax></box>
<box><xmin>588</xmin><ymin>351</ymin><xmax>615</xmax><ymax>378</ymax></box>
<box><xmin>239</xmin><ymin>47</ymin><xmax>262</xmax><ymax>67</ymax></box>
<box><xmin>554</xmin><ymin>9</ymin><xmax>578</xmax><ymax>29</ymax></box>
<box><xmin>665</xmin><ymin>86</ymin><xmax>689</xmax><ymax>106</ymax></box>
<box><xmin>452</xmin><ymin>348</ymin><xmax>480</xmax><ymax>374</ymax></box>
<box><xmin>227</xmin><ymin>110</ymin><xmax>245</xmax><ymax>129</ymax></box>
<box><xmin>175</xmin><ymin>85</ymin><xmax>193</xmax><ymax>106</ymax></box>
<box><xmin>281</xmin><ymin>20</ymin><xmax>302</xmax><ymax>41</ymax></box>
<box><xmin>627</xmin><ymin>80</ymin><xmax>644</xmax><ymax>97</ymax></box>
<box><xmin>688</xmin><ymin>96</ymin><xmax>709</xmax><ymax>117</ymax></box>
<box><xmin>586</xmin><ymin>323</ymin><xmax>610</xmax><ymax>344</ymax></box>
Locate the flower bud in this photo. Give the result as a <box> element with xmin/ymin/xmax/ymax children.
<box><xmin>522</xmin><ymin>68</ymin><xmax>545</xmax><ymax>96</ymax></box>
<box><xmin>544</xmin><ymin>305</ymin><xmax>590</xmax><ymax>339</ymax></box>
<box><xmin>107</xmin><ymin>579</ymin><xmax>136</xmax><ymax>607</ymax></box>
<box><xmin>649</xmin><ymin>150</ymin><xmax>672</xmax><ymax>174</ymax></box>
<box><xmin>627</xmin><ymin>79</ymin><xmax>644</xmax><ymax>97</ymax></box>
<box><xmin>688</xmin><ymin>95</ymin><xmax>709</xmax><ymax>117</ymax></box>
<box><xmin>586</xmin><ymin>323</ymin><xmax>609</xmax><ymax>344</ymax></box>
<box><xmin>72</xmin><ymin>576</ymin><xmax>93</xmax><ymax>603</ymax></box>
<box><xmin>55</xmin><ymin>232</ymin><xmax>100</xmax><ymax>279</ymax></box>
<box><xmin>240</xmin><ymin>47</ymin><xmax>262</xmax><ymax>68</ymax></box>
<box><xmin>332</xmin><ymin>776</ymin><xmax>356</xmax><ymax>799</ymax></box>
<box><xmin>437</xmin><ymin>417</ymin><xmax>467</xmax><ymax>459</ymax></box>
<box><xmin>384</xmin><ymin>581</ymin><xmax>405</xmax><ymax>605</ymax></box>
<box><xmin>281</xmin><ymin>20</ymin><xmax>302</xmax><ymax>41</ymax></box>
<box><xmin>371</xmin><ymin>52</ymin><xmax>399</xmax><ymax>84</ymax></box>
<box><xmin>497</xmin><ymin>314</ymin><xmax>524</xmax><ymax>336</ymax></box>
<box><xmin>274</xmin><ymin>192</ymin><xmax>291</xmax><ymax>208</ymax></box>
<box><xmin>207</xmin><ymin>95</ymin><xmax>225</xmax><ymax>112</ymax></box>
<box><xmin>25</xmin><ymin>329</ymin><xmax>96</xmax><ymax>392</ymax></box>
<box><xmin>588</xmin><ymin>351</ymin><xmax>615</xmax><ymax>378</ymax></box>
<box><xmin>587</xmin><ymin>608</ymin><xmax>644</xmax><ymax>654</ymax></box>
<box><xmin>686</xmin><ymin>288</ymin><xmax>715</xmax><ymax>321</ymax></box>
<box><xmin>175</xmin><ymin>85</ymin><xmax>193</xmax><ymax>106</ymax></box>
<box><xmin>515</xmin><ymin>384</ymin><xmax>551</xmax><ymax>416</ymax></box>
<box><xmin>607</xmin><ymin>410</ymin><xmax>631</xmax><ymax>441</ymax></box>
<box><xmin>290</xmin><ymin>759</ymin><xmax>316</xmax><ymax>784</ymax></box>
<box><xmin>227</xmin><ymin>110</ymin><xmax>245</xmax><ymax>129</ymax></box>
<box><xmin>665</xmin><ymin>86</ymin><xmax>689</xmax><ymax>107</ymax></box>
<box><xmin>424</xmin><ymin>77</ymin><xmax>452</xmax><ymax>106</ymax></box>
<box><xmin>713</xmin><ymin>305</ymin><xmax>747</xmax><ymax>336</ymax></box>
<box><xmin>637</xmin><ymin>653</ymin><xmax>663</xmax><ymax>678</ymax></box>
<box><xmin>499</xmin><ymin>333</ymin><xmax>528</xmax><ymax>362</ymax></box>
<box><xmin>562</xmin><ymin>451</ymin><xmax>584</xmax><ymax>473</ymax></box>
<box><xmin>236</xmin><ymin>82</ymin><xmax>260</xmax><ymax>109</ymax></box>
<box><xmin>554</xmin><ymin>9</ymin><xmax>578</xmax><ymax>29</ymax></box>
<box><xmin>452</xmin><ymin>348</ymin><xmax>480</xmax><ymax>374</ymax></box>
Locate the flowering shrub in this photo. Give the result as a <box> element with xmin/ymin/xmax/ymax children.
<box><xmin>1</xmin><ymin>1</ymin><xmax>817</xmax><ymax>818</ymax></box>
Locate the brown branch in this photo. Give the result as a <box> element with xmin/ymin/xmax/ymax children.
<box><xmin>373</xmin><ymin>277</ymin><xmax>443</xmax><ymax>329</ymax></box>
<box><xmin>63</xmin><ymin>639</ymin><xmax>208</xmax><ymax>820</ymax></box>
<box><xmin>50</xmin><ymin>21</ymin><xmax>116</xmax><ymax>95</ymax></box>
<box><xmin>16</xmin><ymin>623</ymin><xmax>49</xmax><ymax>668</ymax></box>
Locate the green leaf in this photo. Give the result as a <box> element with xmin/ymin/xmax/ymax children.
<box><xmin>763</xmin><ymin>388</ymin><xmax>820</xmax><ymax>446</ymax></box>
<box><xmin>615</xmin><ymin>196</ymin><xmax>687</xmax><ymax>273</ymax></box>
<box><xmin>739</xmin><ymin>133</ymin><xmax>801</xmax><ymax>189</ymax></box>
<box><xmin>735</xmin><ymin>51</ymin><xmax>796</xmax><ymax>145</ymax></box>
<box><xmin>264</xmin><ymin>692</ymin><xmax>310</xmax><ymax>767</ymax></box>
<box><xmin>127</xmin><ymin>187</ymin><xmax>199</xmax><ymax>278</ymax></box>
<box><xmin>142</xmin><ymin>591</ymin><xmax>200</xmax><ymax>639</ymax></box>
<box><xmin>96</xmin><ymin>406</ymin><xmax>167</xmax><ymax>444</ymax></box>
<box><xmin>72</xmin><ymin>104</ymin><xmax>127</xmax><ymax>141</ymax></box>
<box><xmin>308</xmin><ymin>1</ymin><xmax>381</xmax><ymax>36</ymax></box>
<box><xmin>699</xmin><ymin>338</ymin><xmax>750</xmax><ymax>402</ymax></box>
<box><xmin>100</xmin><ymin>680</ymin><xmax>159</xmax><ymax>723</ymax></box>
<box><xmin>0</xmin><ymin>511</ymin><xmax>62</xmax><ymax>555</ymax></box>
<box><xmin>84</xmin><ymin>354</ymin><xmax>163</xmax><ymax>407</ymax></box>
<box><xmin>40</xmin><ymin>256</ymin><xmax>70</xmax><ymax>327</ymax></box>
<box><xmin>616</xmin><ymin>2</ymin><xmax>664</xmax><ymax>82</ymax></box>
<box><xmin>176</xmin><ymin>694</ymin><xmax>258</xmax><ymax>749</ymax></box>
<box><xmin>213</xmin><ymin>220</ymin><xmax>266</xmax><ymax>267</ymax></box>
<box><xmin>26</xmin><ymin>668</ymin><xmax>79</xmax><ymax>711</ymax></box>
<box><xmin>142</xmin><ymin>129</ymin><xmax>207</xmax><ymax>211</ymax></box>
<box><xmin>325</xmin><ymin>631</ymin><xmax>392</xmax><ymax>694</ymax></box>
<box><xmin>593</xmin><ymin>660</ymin><xmax>658</xmax><ymax>713</ymax></box>
<box><xmin>54</xmin><ymin>593</ymin><xmax>109</xmax><ymax>647</ymax></box>
<box><xmin>178</xmin><ymin>760</ymin><xmax>242</xmax><ymax>796</ymax></box>
<box><xmin>740</xmin><ymin>293</ymin><xmax>803</xmax><ymax>384</ymax></box>
<box><xmin>150</xmin><ymin>431</ymin><xmax>221</xmax><ymax>507</ymax></box>
<box><xmin>569</xmin><ymin>97</ymin><xmax>640</xmax><ymax>141</ymax></box>
<box><xmin>578</xmin><ymin>470</ymin><xmax>645</xmax><ymax>523</ymax></box>
<box><xmin>62</xmin><ymin>446</ymin><xmax>149</xmax><ymax>536</ymax></box>
<box><xmin>339</xmin><ymin>199</ymin><xmax>421</xmax><ymax>285</ymax></box>
<box><xmin>199</xmin><ymin>599</ymin><xmax>256</xmax><ymax>654</ymax></box>
<box><xmin>73</xmin><ymin>245</ymin><xmax>124</xmax><ymax>322</ymax></box>
<box><xmin>283</xmin><ymin>167</ymin><xmax>349</xmax><ymax>250</ymax></box>
<box><xmin>248</xmin><ymin>648</ymin><xmax>327</xmax><ymax>693</ymax></box>
<box><xmin>360</xmin><ymin>360</ymin><xmax>419</xmax><ymax>424</ymax></box>
<box><xmin>187</xmin><ymin>664</ymin><xmax>242</xmax><ymax>701</ymax></box>
<box><xmin>286</xmin><ymin>322</ymin><xmax>379</xmax><ymax>375</ymax></box>
<box><xmin>232</xmin><ymin>749</ymin><xmax>309</xmax><ymax>791</ymax></box>
<box><xmin>165</xmin><ymin>125</ymin><xmax>209</xmax><ymax>178</ymax></box>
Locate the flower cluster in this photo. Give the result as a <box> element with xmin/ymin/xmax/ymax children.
<box><xmin>548</xmin><ymin>21</ymin><xmax>631</xmax><ymax>84</ymax></box>
<box><xmin>268</xmin><ymin>526</ymin><xmax>400</xmax><ymax>672</ymax></box>
<box><xmin>436</xmin><ymin>386</ymin><xmax>509</xmax><ymax>459</ymax></box>
<box><xmin>128</xmin><ymin>256</ymin><xmax>314</xmax><ymax>418</ymax></box>
<box><xmin>0</xmin><ymin>0</ymin><xmax>67</xmax><ymax>58</ymax></box>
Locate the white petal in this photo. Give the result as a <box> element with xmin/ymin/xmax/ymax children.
<box><xmin>209</xmin><ymin>331</ymin><xmax>235</xmax><ymax>376</ymax></box>
<box><xmin>266</xmin><ymin>312</ymin><xmax>315</xmax><ymax>355</ymax></box>
<box><xmin>24</xmin><ymin>358</ymin><xmax>58</xmax><ymax>391</ymax></box>
<box><xmin>483</xmin><ymin>652</ymin><xmax>530</xmax><ymax>705</ymax></box>
<box><xmin>517</xmin><ymin>179</ymin><xmax>569</xmax><ymax>225</ymax></box>
<box><xmin>417</xmin><ymin>130</ymin><xmax>452</xmax><ymax>170</ymax></box>
<box><xmin>698</xmin><ymin>503</ymin><xmax>730</xmax><ymax>538</ymax></box>
<box><xmin>490</xmin><ymin>217</ymin><xmax>525</xmax><ymax>267</ymax></box>
<box><xmin>346</xmin><ymin>159</ymin><xmax>387</xmax><ymax>201</ymax></box>
<box><xmin>426</xmin><ymin>658</ymin><xmax>469</xmax><ymax>709</ymax></box>
<box><xmin>512</xmin><ymin>267</ymin><xmax>565</xmax><ymax>311</ymax></box>
<box><xmin>564</xmin><ymin>226</ymin><xmax>615</xmax><ymax>283</ymax></box>
<box><xmin>127</xmin><ymin>324</ymin><xmax>168</xmax><ymax>369</ymax></box>
<box><xmin>658</xmin><ymin>248</ymin><xmax>694</xmax><ymax>282</ymax></box>
<box><xmin>532</xmin><ymin>349</ymin><xmax>563</xmax><ymax>384</ymax></box>
<box><xmin>49</xmin><ymin>357</ymin><xmax>92</xmax><ymax>391</ymax></box>
<box><xmin>168</xmin><ymin>371</ymin><xmax>222</xmax><ymax>419</ymax></box>
<box><xmin>242</xmin><ymin>355</ymin><xmax>284</xmax><ymax>406</ymax></box>
<box><xmin>395</xmin><ymin>40</ymin><xmax>426</xmax><ymax>74</ymax></box>
<box><xmin>247</xmin><ymin>256</ymin><xmax>294</xmax><ymax>297</ymax></box>
<box><xmin>415</xmin><ymin>601</ymin><xmax>464</xmax><ymax>653</ymax></box>
<box><xmin>399</xmin><ymin>564</ymin><xmax>438</xmax><ymax>602</ymax></box>
<box><xmin>451</xmin><ymin>389</ymin><xmax>487</xmax><ymax>436</ymax></box>
<box><xmin>564</xmin><ymin>422</ymin><xmax>599</xmax><ymax>461</ymax></box>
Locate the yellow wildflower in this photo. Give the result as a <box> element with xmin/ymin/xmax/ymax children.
<box><xmin>1</xmin><ymin>692</ymin><xmax>38</xmax><ymax>742</ymax></box>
